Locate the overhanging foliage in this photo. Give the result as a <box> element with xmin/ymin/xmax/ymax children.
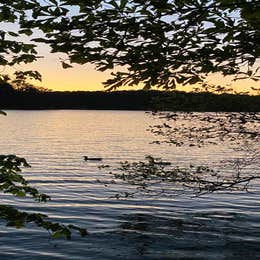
<box><xmin>0</xmin><ymin>153</ymin><xmax>87</xmax><ymax>239</ymax></box>
<box><xmin>0</xmin><ymin>0</ymin><xmax>259</xmax><ymax>90</ymax></box>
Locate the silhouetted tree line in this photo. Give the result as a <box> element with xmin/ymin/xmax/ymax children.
<box><xmin>0</xmin><ymin>83</ymin><xmax>259</xmax><ymax>111</ymax></box>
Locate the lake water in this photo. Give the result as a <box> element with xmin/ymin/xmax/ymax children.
<box><xmin>0</xmin><ymin>110</ymin><xmax>260</xmax><ymax>259</ymax></box>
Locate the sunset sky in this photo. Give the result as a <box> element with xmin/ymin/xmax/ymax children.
<box><xmin>12</xmin><ymin>46</ymin><xmax>257</xmax><ymax>93</ymax></box>
<box><xmin>12</xmin><ymin>41</ymin><xmax>257</xmax><ymax>93</ymax></box>
<box><xmin>18</xmin><ymin>56</ymin><xmax>258</xmax><ymax>93</ymax></box>
<box><xmin>19</xmin><ymin>54</ymin><xmax>111</xmax><ymax>91</ymax></box>
<box><xmin>2</xmin><ymin>24</ymin><xmax>259</xmax><ymax>93</ymax></box>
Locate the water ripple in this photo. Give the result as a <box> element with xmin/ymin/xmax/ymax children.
<box><xmin>0</xmin><ymin>110</ymin><xmax>259</xmax><ymax>259</ymax></box>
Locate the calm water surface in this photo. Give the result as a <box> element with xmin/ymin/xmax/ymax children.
<box><xmin>0</xmin><ymin>110</ymin><xmax>259</xmax><ymax>259</ymax></box>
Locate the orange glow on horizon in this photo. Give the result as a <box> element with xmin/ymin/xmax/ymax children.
<box><xmin>11</xmin><ymin>50</ymin><xmax>259</xmax><ymax>94</ymax></box>
<box><xmin>2</xmin><ymin>22</ymin><xmax>259</xmax><ymax>94</ymax></box>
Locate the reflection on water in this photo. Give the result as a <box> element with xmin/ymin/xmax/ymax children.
<box><xmin>0</xmin><ymin>110</ymin><xmax>259</xmax><ymax>259</ymax></box>
<box><xmin>117</xmin><ymin>212</ymin><xmax>260</xmax><ymax>259</ymax></box>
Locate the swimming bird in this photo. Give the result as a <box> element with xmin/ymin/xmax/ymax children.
<box><xmin>84</xmin><ymin>156</ymin><xmax>102</xmax><ymax>161</ymax></box>
<box><xmin>154</xmin><ymin>161</ymin><xmax>171</xmax><ymax>166</ymax></box>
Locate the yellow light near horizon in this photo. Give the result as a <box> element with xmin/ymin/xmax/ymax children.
<box><xmin>12</xmin><ymin>61</ymin><xmax>259</xmax><ymax>94</ymax></box>
<box><xmin>39</xmin><ymin>64</ymin><xmax>108</xmax><ymax>92</ymax></box>
<box><xmin>9</xmin><ymin>49</ymin><xmax>259</xmax><ymax>94</ymax></box>
<box><xmin>1</xmin><ymin>22</ymin><xmax>259</xmax><ymax>94</ymax></box>
<box><xmin>14</xmin><ymin>58</ymin><xmax>143</xmax><ymax>92</ymax></box>
<box><xmin>14</xmin><ymin>55</ymin><xmax>109</xmax><ymax>91</ymax></box>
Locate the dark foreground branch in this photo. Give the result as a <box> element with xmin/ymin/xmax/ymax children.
<box><xmin>0</xmin><ymin>154</ymin><xmax>87</xmax><ymax>239</ymax></box>
<box><xmin>101</xmin><ymin>154</ymin><xmax>260</xmax><ymax>198</ymax></box>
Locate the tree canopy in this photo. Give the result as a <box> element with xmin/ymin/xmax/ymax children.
<box><xmin>0</xmin><ymin>0</ymin><xmax>259</xmax><ymax>91</ymax></box>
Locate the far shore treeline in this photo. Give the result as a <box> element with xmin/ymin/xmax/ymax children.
<box><xmin>0</xmin><ymin>83</ymin><xmax>259</xmax><ymax>112</ymax></box>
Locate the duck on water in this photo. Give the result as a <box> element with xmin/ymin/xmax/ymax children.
<box><xmin>84</xmin><ymin>156</ymin><xmax>102</xmax><ymax>161</ymax></box>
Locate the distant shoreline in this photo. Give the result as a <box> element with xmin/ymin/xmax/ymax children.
<box><xmin>0</xmin><ymin>88</ymin><xmax>259</xmax><ymax>112</ymax></box>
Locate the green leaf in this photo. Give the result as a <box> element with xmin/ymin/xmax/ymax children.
<box><xmin>19</xmin><ymin>29</ymin><xmax>33</xmax><ymax>36</ymax></box>
<box><xmin>8</xmin><ymin>31</ymin><xmax>19</xmax><ymax>37</ymax></box>
<box><xmin>62</xmin><ymin>61</ymin><xmax>73</xmax><ymax>69</ymax></box>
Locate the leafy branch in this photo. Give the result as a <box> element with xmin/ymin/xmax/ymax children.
<box><xmin>0</xmin><ymin>154</ymin><xmax>87</xmax><ymax>239</ymax></box>
<box><xmin>148</xmin><ymin>112</ymin><xmax>260</xmax><ymax>147</ymax></box>
<box><xmin>104</xmin><ymin>153</ymin><xmax>260</xmax><ymax>198</ymax></box>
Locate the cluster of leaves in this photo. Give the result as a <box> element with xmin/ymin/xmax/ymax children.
<box><xmin>149</xmin><ymin>111</ymin><xmax>260</xmax><ymax>147</ymax></box>
<box><xmin>0</xmin><ymin>154</ymin><xmax>49</xmax><ymax>201</ymax></box>
<box><xmin>0</xmin><ymin>0</ymin><xmax>259</xmax><ymax>90</ymax></box>
<box><xmin>0</xmin><ymin>76</ymin><xmax>51</xmax><ymax>93</ymax></box>
<box><xmin>106</xmin><ymin>153</ymin><xmax>260</xmax><ymax>198</ymax></box>
<box><xmin>0</xmin><ymin>0</ymin><xmax>43</xmax><ymax>85</ymax></box>
<box><xmin>0</xmin><ymin>205</ymin><xmax>87</xmax><ymax>239</ymax></box>
<box><xmin>0</xmin><ymin>153</ymin><xmax>87</xmax><ymax>239</ymax></box>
